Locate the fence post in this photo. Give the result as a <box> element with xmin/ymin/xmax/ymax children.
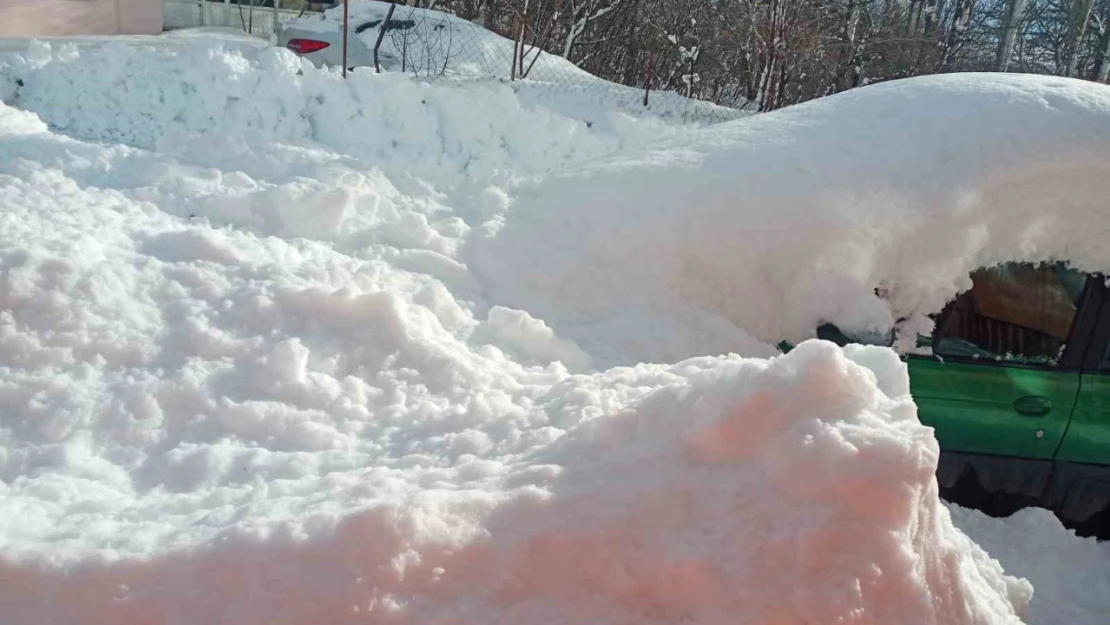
<box><xmin>342</xmin><ymin>0</ymin><xmax>349</xmax><ymax>77</ymax></box>
<box><xmin>643</xmin><ymin>52</ymin><xmax>655</xmax><ymax>107</ymax></box>
<box><xmin>373</xmin><ymin>2</ymin><xmax>396</xmax><ymax>73</ymax></box>
<box><xmin>200</xmin><ymin>0</ymin><xmax>207</xmax><ymax>26</ymax></box>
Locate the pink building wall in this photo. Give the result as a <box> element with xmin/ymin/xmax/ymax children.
<box><xmin>0</xmin><ymin>0</ymin><xmax>163</xmax><ymax>37</ymax></box>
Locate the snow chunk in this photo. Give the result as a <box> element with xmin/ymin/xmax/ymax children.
<box><xmin>473</xmin><ymin>305</ymin><xmax>592</xmax><ymax>371</ymax></box>
<box><xmin>139</xmin><ymin>229</ymin><xmax>242</xmax><ymax>265</ymax></box>
<box><xmin>0</xmin><ymin>99</ymin><xmax>46</xmax><ymax>135</ymax></box>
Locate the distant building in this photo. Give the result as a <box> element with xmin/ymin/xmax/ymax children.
<box><xmin>0</xmin><ymin>0</ymin><xmax>163</xmax><ymax>37</ymax></box>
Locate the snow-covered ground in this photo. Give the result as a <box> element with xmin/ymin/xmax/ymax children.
<box><xmin>0</xmin><ymin>33</ymin><xmax>1108</xmax><ymax>625</ymax></box>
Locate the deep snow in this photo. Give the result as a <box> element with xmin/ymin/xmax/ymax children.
<box><xmin>0</xmin><ymin>35</ymin><xmax>1107</xmax><ymax>625</ymax></box>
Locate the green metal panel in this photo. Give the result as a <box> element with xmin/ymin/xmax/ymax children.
<box><xmin>907</xmin><ymin>357</ymin><xmax>1081</xmax><ymax>459</ymax></box>
<box><xmin>1055</xmin><ymin>374</ymin><xmax>1110</xmax><ymax>465</ymax></box>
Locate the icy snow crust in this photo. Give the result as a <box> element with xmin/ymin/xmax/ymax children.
<box><xmin>0</xmin><ymin>39</ymin><xmax>1097</xmax><ymax>624</ymax></box>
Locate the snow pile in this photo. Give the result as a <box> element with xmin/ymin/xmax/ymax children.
<box><xmin>468</xmin><ymin>73</ymin><xmax>1110</xmax><ymax>365</ymax></box>
<box><xmin>2</xmin><ymin>40</ymin><xmax>707</xmax><ymax>191</ymax></box>
<box><xmin>1</xmin><ymin>40</ymin><xmax>1101</xmax><ymax>624</ymax></box>
<box><xmin>0</xmin><ymin>141</ymin><xmax>1031</xmax><ymax>615</ymax></box>
<box><xmin>0</xmin><ymin>38</ymin><xmax>738</xmax><ymax>263</ymax></box>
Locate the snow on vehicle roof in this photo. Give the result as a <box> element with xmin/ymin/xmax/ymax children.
<box><xmin>0</xmin><ymin>39</ymin><xmax>1090</xmax><ymax>625</ymax></box>
<box><xmin>467</xmin><ymin>72</ymin><xmax>1110</xmax><ymax>365</ymax></box>
<box><xmin>286</xmin><ymin>0</ymin><xmax>456</xmax><ymax>32</ymax></box>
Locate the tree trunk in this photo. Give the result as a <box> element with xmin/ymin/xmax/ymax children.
<box><xmin>1064</xmin><ymin>0</ymin><xmax>1096</xmax><ymax>76</ymax></box>
<box><xmin>1096</xmin><ymin>20</ymin><xmax>1110</xmax><ymax>80</ymax></box>
<box><xmin>942</xmin><ymin>0</ymin><xmax>975</xmax><ymax>68</ymax></box>
<box><xmin>996</xmin><ymin>0</ymin><xmax>1030</xmax><ymax>71</ymax></box>
<box><xmin>906</xmin><ymin>0</ymin><xmax>923</xmax><ymax>34</ymax></box>
<box><xmin>844</xmin><ymin>0</ymin><xmax>860</xmax><ymax>66</ymax></box>
<box><xmin>921</xmin><ymin>0</ymin><xmax>940</xmax><ymax>35</ymax></box>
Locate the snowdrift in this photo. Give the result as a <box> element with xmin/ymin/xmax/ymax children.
<box><xmin>0</xmin><ymin>40</ymin><xmax>1088</xmax><ymax>625</ymax></box>
<box><xmin>3</xmin><ymin>40</ymin><xmax>699</xmax><ymax>189</ymax></box>
<box><xmin>468</xmin><ymin>73</ymin><xmax>1110</xmax><ymax>365</ymax></box>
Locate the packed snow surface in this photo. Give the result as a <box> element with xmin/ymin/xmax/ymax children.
<box><xmin>0</xmin><ymin>37</ymin><xmax>1107</xmax><ymax>624</ymax></box>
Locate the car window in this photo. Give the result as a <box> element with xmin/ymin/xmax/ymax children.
<box><xmin>932</xmin><ymin>262</ymin><xmax>1087</xmax><ymax>366</ymax></box>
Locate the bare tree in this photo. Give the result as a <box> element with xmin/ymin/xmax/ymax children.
<box><xmin>1064</xmin><ymin>0</ymin><xmax>1097</xmax><ymax>75</ymax></box>
<box><xmin>997</xmin><ymin>0</ymin><xmax>1031</xmax><ymax>70</ymax></box>
<box><xmin>414</xmin><ymin>0</ymin><xmax>1110</xmax><ymax>112</ymax></box>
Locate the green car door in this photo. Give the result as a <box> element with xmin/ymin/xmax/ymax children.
<box><xmin>1040</xmin><ymin>295</ymin><xmax>1110</xmax><ymax>534</ymax></box>
<box><xmin>909</xmin><ymin>359</ymin><xmax>1079</xmax><ymax>459</ymax></box>
<box><xmin>1056</xmin><ymin>371</ymin><xmax>1110</xmax><ymax>465</ymax></box>
<box><xmin>1055</xmin><ymin>299</ymin><xmax>1110</xmax><ymax>466</ymax></box>
<box><xmin>907</xmin><ymin>263</ymin><xmax>1094</xmax><ymax>461</ymax></box>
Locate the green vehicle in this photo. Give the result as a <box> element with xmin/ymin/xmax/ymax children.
<box><xmin>816</xmin><ymin>261</ymin><xmax>1110</xmax><ymax>538</ymax></box>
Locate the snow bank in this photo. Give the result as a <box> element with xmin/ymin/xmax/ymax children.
<box><xmin>0</xmin><ymin>38</ymin><xmax>737</xmax><ymax>270</ymax></box>
<box><xmin>468</xmin><ymin>73</ymin><xmax>1110</xmax><ymax>365</ymax></box>
<box><xmin>0</xmin><ymin>173</ymin><xmax>1030</xmax><ymax>618</ymax></box>
<box><xmin>1</xmin><ymin>40</ymin><xmax>711</xmax><ymax>192</ymax></box>
<box><xmin>1</xmin><ymin>72</ymin><xmax>1033</xmax><ymax>621</ymax></box>
<box><xmin>0</xmin><ymin>40</ymin><xmax>1090</xmax><ymax>625</ymax></box>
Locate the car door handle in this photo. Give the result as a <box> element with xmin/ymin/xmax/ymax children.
<box><xmin>1013</xmin><ymin>395</ymin><xmax>1053</xmax><ymax>417</ymax></box>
